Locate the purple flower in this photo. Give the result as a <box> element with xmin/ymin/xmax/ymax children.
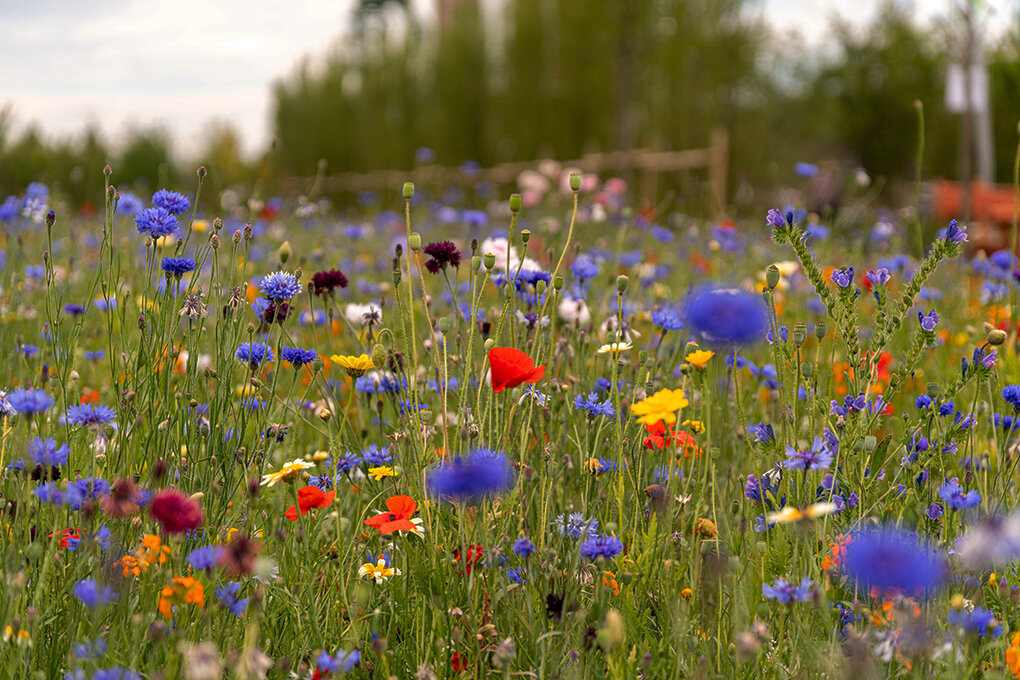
<box><xmin>948</xmin><ymin>606</ymin><xmax>1001</xmax><ymax>638</ymax></box>
<box><xmin>512</xmin><ymin>537</ymin><xmax>536</xmax><ymax>558</ymax></box>
<box><xmin>762</xmin><ymin>577</ymin><xmax>813</xmax><ymax>603</ymax></box>
<box><xmin>830</xmin><ymin>266</ymin><xmax>854</xmax><ymax>289</ymax></box>
<box><xmin>1003</xmin><ymin>385</ymin><xmax>1020</xmax><ymax>412</ymax></box>
<box><xmin>918</xmin><ymin>310</ymin><xmax>939</xmax><ymax>332</ymax></box>
<box><xmin>134</xmin><ymin>207</ymin><xmax>178</xmax><ymax>239</ymax></box>
<box><xmin>73</xmin><ymin>579</ymin><xmax>117</xmax><ymax>608</ymax></box>
<box><xmin>579</xmin><ymin>533</ymin><xmax>624</xmax><ymax>561</ymax></box>
<box><xmin>765</xmin><ymin>209</ymin><xmax>786</xmax><ymax>229</ymax></box>
<box><xmin>943</xmin><ymin>219</ymin><xmax>968</xmax><ymax>244</ymax></box>
<box><xmin>865</xmin><ymin>268</ymin><xmax>890</xmax><ymax>287</ymax></box>
<box><xmin>783</xmin><ymin>437</ymin><xmax>833</xmax><ymax>471</ymax></box>
<box><xmin>926</xmin><ymin>503</ymin><xmax>944</xmax><ymax>521</ymax></box>
<box><xmin>939</xmin><ymin>477</ymin><xmax>981</xmax><ymax>510</ymax></box>
<box><xmin>281</xmin><ymin>346</ymin><xmax>317</xmax><ymax>368</ymax></box>
<box><xmin>151</xmin><ymin>189</ymin><xmax>191</xmax><ymax>216</ymax></box>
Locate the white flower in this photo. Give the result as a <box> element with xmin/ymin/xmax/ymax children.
<box><xmin>558</xmin><ymin>298</ymin><xmax>591</xmax><ymax>325</ymax></box>
<box><xmin>344</xmin><ymin>302</ymin><xmax>383</xmax><ymax>327</ymax></box>
<box><xmin>480</xmin><ymin>238</ymin><xmax>518</xmax><ymax>271</ymax></box>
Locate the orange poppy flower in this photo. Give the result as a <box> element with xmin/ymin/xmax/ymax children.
<box><xmin>364</xmin><ymin>495</ymin><xmax>423</xmax><ymax>535</ymax></box>
<box><xmin>285</xmin><ymin>485</ymin><xmax>336</xmax><ymax>522</ymax></box>
<box><xmin>488</xmin><ymin>347</ymin><xmax>545</xmax><ymax>393</ymax></box>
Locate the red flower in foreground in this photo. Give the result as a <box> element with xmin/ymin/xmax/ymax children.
<box><xmin>364</xmin><ymin>495</ymin><xmax>422</xmax><ymax>535</ymax></box>
<box><xmin>488</xmin><ymin>347</ymin><xmax>545</xmax><ymax>393</ymax></box>
<box><xmin>149</xmin><ymin>488</ymin><xmax>204</xmax><ymax>534</ymax></box>
<box><xmin>451</xmin><ymin>650</ymin><xmax>468</xmax><ymax>673</ymax></box>
<box><xmin>285</xmin><ymin>485</ymin><xmax>336</xmax><ymax>522</ymax></box>
<box><xmin>642</xmin><ymin>422</ymin><xmax>700</xmax><ymax>457</ymax></box>
<box><xmin>452</xmin><ymin>544</ymin><xmax>484</xmax><ymax>575</ymax></box>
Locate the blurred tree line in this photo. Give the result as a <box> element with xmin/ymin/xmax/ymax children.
<box><xmin>0</xmin><ymin>0</ymin><xmax>1017</xmax><ymax>207</ymax></box>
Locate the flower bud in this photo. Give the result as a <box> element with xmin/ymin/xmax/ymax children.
<box><xmin>800</xmin><ymin>362</ymin><xmax>813</xmax><ymax>378</ymax></box>
<box><xmin>371</xmin><ymin>343</ymin><xmax>386</xmax><ymax>368</ymax></box>
<box><xmin>232</xmin><ymin>230</ymin><xmax>242</xmax><ymax>245</ymax></box>
<box><xmin>278</xmin><ymin>241</ymin><xmax>292</xmax><ymax>264</ymax></box>
<box><xmin>213</xmin><ymin>217</ymin><xmax>223</xmax><ymax>231</ymax></box>
<box><xmin>987</xmin><ymin>328</ymin><xmax>1007</xmax><ymax>346</ymax></box>
<box><xmin>553</xmin><ymin>276</ymin><xmax>563</xmax><ymax>290</ymax></box>
<box><xmin>318</xmin><ymin>408</ymin><xmax>332</xmax><ymax>421</ymax></box>
<box><xmin>402</xmin><ymin>182</ymin><xmax>415</xmax><ymax>200</ymax></box>
<box><xmin>484</xmin><ymin>339</ymin><xmax>495</xmax><ymax>352</ymax></box>
<box><xmin>765</xmin><ymin>264</ymin><xmax>781</xmax><ymax>290</ymax></box>
<box><xmin>520</xmin><ymin>229</ymin><xmax>531</xmax><ymax>244</ymax></box>
<box><xmin>210</xmin><ymin>234</ymin><xmax>220</xmax><ymax>249</ymax></box>
<box><xmin>509</xmin><ymin>193</ymin><xmax>522</xmax><ymax>213</ymax></box>
<box><xmin>616</xmin><ymin>275</ymin><xmax>629</xmax><ymax>293</ymax></box>
<box><xmin>569</xmin><ymin>173</ymin><xmax>581</xmax><ymax>192</ymax></box>
<box><xmin>46</xmin><ymin>211</ymin><xmax>55</xmax><ymax>228</ymax></box>
<box><xmin>409</xmin><ymin>232</ymin><xmax>422</xmax><ymax>251</ymax></box>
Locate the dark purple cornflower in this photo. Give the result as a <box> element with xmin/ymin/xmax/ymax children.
<box><xmin>423</xmin><ymin>240</ymin><xmax>462</xmax><ymax>274</ymax></box>
<box><xmin>261</xmin><ymin>300</ymin><xmax>291</xmax><ymax>325</ymax></box>
<box><xmin>830</xmin><ymin>266</ymin><xmax>854</xmax><ymax>289</ymax></box>
<box><xmin>865</xmin><ymin>268</ymin><xmax>890</xmax><ymax>287</ymax></box>
<box><xmin>310</xmin><ymin>269</ymin><xmax>349</xmax><ymax>297</ymax></box>
<box><xmin>917</xmin><ymin>310</ymin><xmax>939</xmax><ymax>332</ymax></box>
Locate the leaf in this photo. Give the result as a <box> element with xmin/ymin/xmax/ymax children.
<box><xmin>866</xmin><ymin>434</ymin><xmax>892</xmax><ymax>476</ymax></box>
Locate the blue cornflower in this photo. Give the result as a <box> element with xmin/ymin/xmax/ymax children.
<box><xmin>942</xmin><ymin>219</ymin><xmax>968</xmax><ymax>244</ymax></box>
<box><xmin>1002</xmin><ymin>385</ymin><xmax>1020</xmax><ymax>412</ymax></box>
<box><xmin>216</xmin><ymin>582</ymin><xmax>249</xmax><ymax>616</ymax></box>
<box><xmin>842</xmin><ymin>527</ymin><xmax>945</xmax><ymax>598</ymax></box>
<box><xmin>744</xmin><ymin>472</ymin><xmax>778</xmax><ymax>506</ymax></box>
<box><xmin>151</xmin><ymin>189</ymin><xmax>191</xmax><ymax>216</ymax></box>
<box><xmin>865</xmin><ymin>268</ymin><xmax>890</xmax><ymax>287</ymax></box>
<box><xmin>830</xmin><ymin>266</ymin><xmax>854</xmax><ymax>289</ymax></box>
<box><xmin>570</xmin><ymin>255</ymin><xmax>600</xmax><ymax>281</ymax></box>
<box><xmin>187</xmin><ymin>545</ymin><xmax>223</xmax><ymax>572</ymax></box>
<box><xmin>134</xmin><ymin>207</ymin><xmax>178</xmax><ymax>239</ymax></box>
<box><xmin>783</xmin><ymin>438</ymin><xmax>833</xmax><ymax>471</ymax></box>
<box><xmin>75</xmin><ymin>637</ymin><xmax>109</xmax><ymax>659</ymax></box>
<box><xmin>939</xmin><ymin>477</ymin><xmax>981</xmax><ymax>510</ymax></box>
<box><xmin>682</xmin><ymin>286</ymin><xmax>768</xmax><ymax>346</ymax></box>
<box><xmin>316</xmin><ymin>649</ymin><xmax>361</xmax><ymax>674</ymax></box>
<box><xmin>281</xmin><ymin>346</ymin><xmax>317</xmax><ymax>368</ymax></box>
<box><xmin>512</xmin><ymin>537</ymin><xmax>536</xmax><ymax>558</ymax></box>
<box><xmin>72</xmin><ymin>579</ymin><xmax>116</xmax><ymax>608</ymax></box>
<box><xmin>34</xmin><ymin>482</ymin><xmax>64</xmax><ymax>505</ymax></box>
<box><xmin>650</xmin><ymin>307</ymin><xmax>684</xmax><ymax>331</ymax></box>
<box><xmin>66</xmin><ymin>477</ymin><xmax>111</xmax><ymax>510</ymax></box>
<box><xmin>507</xmin><ymin>567</ymin><xmax>526</xmax><ymax>584</ymax></box>
<box><xmin>65</xmin><ymin>404</ymin><xmax>116</xmax><ymax>427</ymax></box>
<box><xmin>917</xmin><ymin>310</ymin><xmax>939</xmax><ymax>332</ymax></box>
<box><xmin>926</xmin><ymin>503</ymin><xmax>944</xmax><ymax>521</ymax></box>
<box><xmin>795</xmin><ymin>162</ymin><xmax>818</xmax><ymax>177</ymax></box>
<box><xmin>427</xmin><ymin>452</ymin><xmax>515</xmax><ymax>503</ymax></box>
<box><xmin>762</xmin><ymin>577</ymin><xmax>813</xmax><ymax>603</ymax></box>
<box><xmin>554</xmin><ymin>513</ymin><xmax>599</xmax><ymax>539</ymax></box>
<box><xmin>91</xmin><ymin>668</ymin><xmax>142</xmax><ymax>680</ymax></box>
<box><xmin>751</xmin><ymin>423</ymin><xmax>775</xmax><ymax>443</ymax></box>
<box><xmin>235</xmin><ymin>341</ymin><xmax>274</xmax><ymax>369</ymax></box>
<box><xmin>360</xmin><ymin>444</ymin><xmax>392</xmax><ymax>466</ymax></box>
<box><xmin>258</xmin><ymin>270</ymin><xmax>302</xmax><ymax>302</ymax></box>
<box><xmin>116</xmin><ymin>192</ymin><xmax>144</xmax><ymax>215</ymax></box>
<box><xmin>573</xmin><ymin>392</ymin><xmax>615</xmax><ymax>418</ymax></box>
<box><xmin>28</xmin><ymin>437</ymin><xmax>68</xmax><ymax>466</ymax></box>
<box><xmin>579</xmin><ymin>533</ymin><xmax>624</xmax><ymax>561</ymax></box>
<box><xmin>948</xmin><ymin>606</ymin><xmax>1001</xmax><ymax>638</ymax></box>
<box><xmin>915</xmin><ymin>395</ymin><xmax>932</xmax><ymax>409</ymax></box>
<box><xmin>939</xmin><ymin>400</ymin><xmax>956</xmax><ymax>416</ymax></box>
<box><xmin>6</xmin><ymin>389</ymin><xmax>55</xmax><ymax>415</ymax></box>
<box><xmin>160</xmin><ymin>256</ymin><xmax>196</xmax><ymax>278</ymax></box>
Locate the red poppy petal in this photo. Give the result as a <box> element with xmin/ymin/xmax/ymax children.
<box><xmin>315</xmin><ymin>489</ymin><xmax>336</xmax><ymax>508</ymax></box>
<box><xmin>297</xmin><ymin>486</ymin><xmax>326</xmax><ymax>510</ymax></box>
<box><xmin>380</xmin><ymin>518</ymin><xmax>417</xmax><ymax>534</ymax></box>
<box><xmin>385</xmin><ymin>494</ymin><xmax>417</xmax><ymax>518</ymax></box>
<box><xmin>285</xmin><ymin>505</ymin><xmax>300</xmax><ymax>522</ymax></box>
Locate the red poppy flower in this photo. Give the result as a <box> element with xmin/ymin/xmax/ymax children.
<box><xmin>364</xmin><ymin>494</ymin><xmax>421</xmax><ymax>534</ymax></box>
<box><xmin>285</xmin><ymin>485</ymin><xmax>336</xmax><ymax>522</ymax></box>
<box><xmin>488</xmin><ymin>347</ymin><xmax>545</xmax><ymax>393</ymax></box>
<box><xmin>641</xmin><ymin>422</ymin><xmax>700</xmax><ymax>457</ymax></box>
<box><xmin>451</xmin><ymin>650</ymin><xmax>468</xmax><ymax>673</ymax></box>
<box><xmin>452</xmin><ymin>544</ymin><xmax>484</xmax><ymax>575</ymax></box>
<box><xmin>50</xmin><ymin>528</ymin><xmax>83</xmax><ymax>549</ymax></box>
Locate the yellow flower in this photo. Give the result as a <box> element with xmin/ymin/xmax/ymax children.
<box><xmin>631</xmin><ymin>388</ymin><xmax>689</xmax><ymax>426</ymax></box>
<box><xmin>260</xmin><ymin>458</ymin><xmax>315</xmax><ymax>487</ymax></box>
<box><xmin>596</xmin><ymin>342</ymin><xmax>632</xmax><ymax>355</ymax></box>
<box><xmin>685</xmin><ymin>349</ymin><xmax>714</xmax><ymax>370</ymax></box>
<box><xmin>158</xmin><ymin>576</ymin><xmax>205</xmax><ymax>619</ymax></box>
<box><xmin>3</xmin><ymin>625</ymin><xmax>31</xmax><ymax>646</ymax></box>
<box><xmin>767</xmin><ymin>502</ymin><xmax>836</xmax><ymax>524</ymax></box>
<box><xmin>682</xmin><ymin>419</ymin><xmax>704</xmax><ymax>433</ymax></box>
<box><xmin>192</xmin><ymin>219</ymin><xmax>209</xmax><ymax>233</ymax></box>
<box><xmin>358</xmin><ymin>558</ymin><xmax>401</xmax><ymax>584</ymax></box>
<box><xmin>681</xmin><ymin>588</ymin><xmax>693</xmax><ymax>600</ymax></box>
<box><xmin>367</xmin><ymin>465</ymin><xmax>396</xmax><ymax>481</ymax></box>
<box><xmin>331</xmin><ymin>354</ymin><xmax>374</xmax><ymax>378</ymax></box>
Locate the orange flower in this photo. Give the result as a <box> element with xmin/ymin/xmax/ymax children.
<box><xmin>80</xmin><ymin>388</ymin><xmax>101</xmax><ymax>404</ymax></box>
<box><xmin>121</xmin><ymin>534</ymin><xmax>171</xmax><ymax>577</ymax></box>
<box><xmin>364</xmin><ymin>495</ymin><xmax>424</xmax><ymax>535</ymax></box>
<box><xmin>602</xmin><ymin>571</ymin><xmax>620</xmax><ymax>596</ymax></box>
<box><xmin>1006</xmin><ymin>632</ymin><xmax>1020</xmax><ymax>677</ymax></box>
<box><xmin>158</xmin><ymin>576</ymin><xmax>205</xmax><ymax>619</ymax></box>
<box><xmin>285</xmin><ymin>485</ymin><xmax>336</xmax><ymax>522</ymax></box>
<box><xmin>822</xmin><ymin>533</ymin><xmax>851</xmax><ymax>572</ymax></box>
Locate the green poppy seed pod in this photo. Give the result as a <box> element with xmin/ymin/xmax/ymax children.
<box><xmin>420</xmin><ymin>406</ymin><xmax>433</xmax><ymax>422</ymax></box>
<box><xmin>509</xmin><ymin>193</ymin><xmax>522</xmax><ymax>213</ymax></box>
<box><xmin>484</xmin><ymin>338</ymin><xmax>496</xmax><ymax>352</ymax></box>
<box><xmin>536</xmin><ymin>279</ymin><xmax>547</xmax><ymax>295</ymax></box>
<box><xmin>765</xmin><ymin>264</ymin><xmax>781</xmax><ymax>290</ymax></box>
<box><xmin>638</xmin><ymin>350</ymin><xmax>649</xmax><ymax>364</ymax></box>
<box><xmin>792</xmin><ymin>323</ymin><xmax>806</xmax><ymax>346</ymax></box>
<box><xmin>553</xmin><ymin>275</ymin><xmax>563</xmax><ymax>290</ymax></box>
<box><xmin>616</xmin><ymin>275</ymin><xmax>629</xmax><ymax>293</ymax></box>
<box><xmin>800</xmin><ymin>362</ymin><xmax>813</xmax><ymax>378</ymax></box>
<box><xmin>569</xmin><ymin>172</ymin><xmax>581</xmax><ymax>192</ymax></box>
<box><xmin>437</xmin><ymin>317</ymin><xmax>451</xmax><ymax>334</ymax></box>
<box><xmin>815</xmin><ymin>321</ymin><xmax>828</xmax><ymax>340</ymax></box>
<box><xmin>863</xmin><ymin>435</ymin><xmax>877</xmax><ymax>452</ymax></box>
<box><xmin>471</xmin><ymin>255</ymin><xmax>481</xmax><ymax>272</ymax></box>
<box><xmin>392</xmin><ymin>268</ymin><xmax>402</xmax><ymax>286</ymax></box>
<box><xmin>409</xmin><ymin>232</ymin><xmax>422</xmax><ymax>251</ymax></box>
<box><xmin>521</xmin><ymin>229</ymin><xmax>531</xmax><ymax>244</ymax></box>
<box><xmin>988</xmin><ymin>328</ymin><xmax>1007</xmax><ymax>346</ymax></box>
<box><xmin>926</xmin><ymin>381</ymin><xmax>939</xmax><ymax>398</ymax></box>
<box><xmin>483</xmin><ymin>252</ymin><xmax>496</xmax><ymax>270</ymax></box>
<box><xmin>503</xmin><ymin>283</ymin><xmax>513</xmax><ymax>299</ymax></box>
<box><xmin>371</xmin><ymin>343</ymin><xmax>386</xmax><ymax>368</ymax></box>
<box><xmin>312</xmin><ymin>357</ymin><xmax>324</xmax><ymax>374</ymax></box>
<box><xmin>402</xmin><ymin>182</ymin><xmax>415</xmax><ymax>200</ymax></box>
<box><xmin>278</xmin><ymin>240</ymin><xmax>292</xmax><ymax>264</ymax></box>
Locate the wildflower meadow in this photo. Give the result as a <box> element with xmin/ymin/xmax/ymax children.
<box><xmin>1</xmin><ymin>162</ymin><xmax>1020</xmax><ymax>680</ymax></box>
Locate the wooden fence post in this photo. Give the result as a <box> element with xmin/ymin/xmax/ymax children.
<box><xmin>709</xmin><ymin>126</ymin><xmax>729</xmax><ymax>217</ymax></box>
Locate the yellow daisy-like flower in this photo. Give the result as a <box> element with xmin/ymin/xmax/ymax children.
<box><xmin>685</xmin><ymin>349</ymin><xmax>714</xmax><ymax>370</ymax></box>
<box><xmin>331</xmin><ymin>354</ymin><xmax>374</xmax><ymax>378</ymax></box>
<box><xmin>631</xmin><ymin>388</ymin><xmax>689</xmax><ymax>426</ymax></box>
<box><xmin>358</xmin><ymin>558</ymin><xmax>401</xmax><ymax>584</ymax></box>
<box><xmin>260</xmin><ymin>458</ymin><xmax>315</xmax><ymax>487</ymax></box>
<box><xmin>367</xmin><ymin>465</ymin><xmax>396</xmax><ymax>481</ymax></box>
<box><xmin>682</xmin><ymin>419</ymin><xmax>704</xmax><ymax>433</ymax></box>
<box><xmin>767</xmin><ymin>502</ymin><xmax>836</xmax><ymax>524</ymax></box>
<box><xmin>596</xmin><ymin>342</ymin><xmax>632</xmax><ymax>355</ymax></box>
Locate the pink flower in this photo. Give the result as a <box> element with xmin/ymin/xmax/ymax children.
<box><xmin>149</xmin><ymin>488</ymin><xmax>203</xmax><ymax>534</ymax></box>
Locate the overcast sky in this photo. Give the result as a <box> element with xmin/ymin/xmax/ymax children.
<box><xmin>1</xmin><ymin>0</ymin><xmax>1015</xmax><ymax>157</ymax></box>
